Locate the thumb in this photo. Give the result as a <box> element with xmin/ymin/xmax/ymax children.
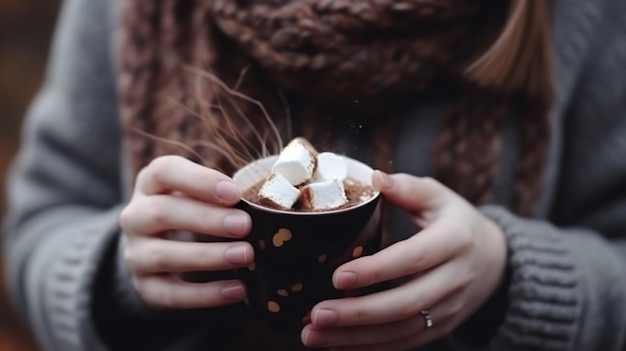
<box><xmin>372</xmin><ymin>170</ymin><xmax>451</xmax><ymax>213</ymax></box>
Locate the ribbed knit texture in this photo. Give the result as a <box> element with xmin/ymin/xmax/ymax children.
<box><xmin>44</xmin><ymin>209</ymin><xmax>122</xmax><ymax>351</ymax></box>
<box><xmin>481</xmin><ymin>206</ymin><xmax>579</xmax><ymax>351</ymax></box>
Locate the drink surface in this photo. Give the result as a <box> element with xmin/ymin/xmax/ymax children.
<box><xmin>243</xmin><ymin>178</ymin><xmax>375</xmax><ymax>212</ymax></box>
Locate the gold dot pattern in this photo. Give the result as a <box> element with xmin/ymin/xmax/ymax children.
<box><xmin>272</xmin><ymin>228</ymin><xmax>292</xmax><ymax>247</ymax></box>
<box><xmin>268</xmin><ymin>301</ymin><xmax>280</xmax><ymax>313</ymax></box>
<box><xmin>254</xmin><ymin>227</ymin><xmax>374</xmax><ymax>320</ymax></box>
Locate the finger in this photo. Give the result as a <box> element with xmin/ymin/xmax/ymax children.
<box><xmin>372</xmin><ymin>171</ymin><xmax>452</xmax><ymax>214</ymax></box>
<box><xmin>311</xmin><ymin>261</ymin><xmax>471</xmax><ymax>327</ymax></box>
<box><xmin>121</xmin><ymin>194</ymin><xmax>251</xmax><ymax>238</ymax></box>
<box><xmin>125</xmin><ymin>238</ymin><xmax>254</xmax><ymax>274</ymax></box>
<box><xmin>302</xmin><ymin>316</ymin><xmax>422</xmax><ymax>347</ymax></box>
<box><xmin>304</xmin><ymin>291</ymin><xmax>465</xmax><ymax>348</ymax></box>
<box><xmin>136</xmin><ymin>155</ymin><xmax>241</xmax><ymax>205</ymax></box>
<box><xmin>333</xmin><ymin>220</ymin><xmax>473</xmax><ymax>289</ymax></box>
<box><xmin>328</xmin><ymin>319</ymin><xmax>454</xmax><ymax>351</ymax></box>
<box><xmin>133</xmin><ymin>275</ymin><xmax>247</xmax><ymax>309</ymax></box>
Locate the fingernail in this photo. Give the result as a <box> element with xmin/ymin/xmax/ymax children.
<box><xmin>303</xmin><ymin>329</ymin><xmax>326</xmax><ymax>346</ymax></box>
<box><xmin>312</xmin><ymin>309</ymin><xmax>339</xmax><ymax>326</ymax></box>
<box><xmin>223</xmin><ymin>213</ymin><xmax>250</xmax><ymax>236</ymax></box>
<box><xmin>375</xmin><ymin>170</ymin><xmax>395</xmax><ymax>190</ymax></box>
<box><xmin>215</xmin><ymin>181</ymin><xmax>241</xmax><ymax>204</ymax></box>
<box><xmin>334</xmin><ymin>271</ymin><xmax>358</xmax><ymax>289</ymax></box>
<box><xmin>224</xmin><ymin>245</ymin><xmax>250</xmax><ymax>265</ymax></box>
<box><xmin>220</xmin><ymin>282</ymin><xmax>246</xmax><ymax>300</ymax></box>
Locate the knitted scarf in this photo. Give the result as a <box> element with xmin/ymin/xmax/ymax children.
<box><xmin>120</xmin><ymin>0</ymin><xmax>553</xmax><ymax>215</ymax></box>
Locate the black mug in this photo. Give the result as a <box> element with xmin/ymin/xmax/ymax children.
<box><xmin>233</xmin><ymin>155</ymin><xmax>382</xmax><ymax>333</ymax></box>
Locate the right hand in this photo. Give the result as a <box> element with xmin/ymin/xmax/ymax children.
<box><xmin>119</xmin><ymin>155</ymin><xmax>254</xmax><ymax>309</ymax></box>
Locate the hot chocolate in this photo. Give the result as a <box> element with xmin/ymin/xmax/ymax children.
<box><xmin>241</xmin><ymin>138</ymin><xmax>375</xmax><ymax>212</ymax></box>
<box><xmin>243</xmin><ymin>177</ymin><xmax>376</xmax><ymax>212</ymax></box>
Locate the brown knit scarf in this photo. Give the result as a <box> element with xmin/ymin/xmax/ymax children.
<box><xmin>120</xmin><ymin>0</ymin><xmax>554</xmax><ymax>217</ymax></box>
<box><xmin>211</xmin><ymin>0</ymin><xmax>481</xmax><ymax>101</ymax></box>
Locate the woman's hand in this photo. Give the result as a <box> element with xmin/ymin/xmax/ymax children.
<box><xmin>301</xmin><ymin>171</ymin><xmax>508</xmax><ymax>350</ymax></box>
<box><xmin>119</xmin><ymin>156</ymin><xmax>253</xmax><ymax>309</ymax></box>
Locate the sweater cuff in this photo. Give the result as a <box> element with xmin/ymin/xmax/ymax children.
<box><xmin>89</xmin><ymin>231</ymin><xmax>216</xmax><ymax>350</ymax></box>
<box><xmin>43</xmin><ymin>206</ymin><xmax>123</xmax><ymax>351</ymax></box>
<box><xmin>477</xmin><ymin>205</ymin><xmax>581</xmax><ymax>351</ymax></box>
<box><xmin>93</xmin><ymin>231</ymin><xmax>247</xmax><ymax>350</ymax></box>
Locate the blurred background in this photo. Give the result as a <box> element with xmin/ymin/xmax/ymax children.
<box><xmin>1</xmin><ymin>0</ymin><xmax>61</xmax><ymax>350</ymax></box>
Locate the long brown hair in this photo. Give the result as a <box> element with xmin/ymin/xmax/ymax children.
<box><xmin>119</xmin><ymin>0</ymin><xmax>554</xmax><ymax>216</ymax></box>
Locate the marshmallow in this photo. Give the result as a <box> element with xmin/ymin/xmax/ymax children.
<box><xmin>313</xmin><ymin>152</ymin><xmax>348</xmax><ymax>182</ymax></box>
<box><xmin>258</xmin><ymin>171</ymin><xmax>301</xmax><ymax>210</ymax></box>
<box><xmin>272</xmin><ymin>138</ymin><xmax>317</xmax><ymax>186</ymax></box>
<box><xmin>301</xmin><ymin>179</ymin><xmax>349</xmax><ymax>211</ymax></box>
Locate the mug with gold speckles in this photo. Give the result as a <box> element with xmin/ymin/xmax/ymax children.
<box><xmin>233</xmin><ymin>155</ymin><xmax>382</xmax><ymax>333</ymax></box>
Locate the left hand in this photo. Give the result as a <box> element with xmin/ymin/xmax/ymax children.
<box><xmin>301</xmin><ymin>171</ymin><xmax>508</xmax><ymax>350</ymax></box>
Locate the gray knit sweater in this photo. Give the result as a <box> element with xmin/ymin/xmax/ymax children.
<box><xmin>3</xmin><ymin>0</ymin><xmax>626</xmax><ymax>350</ymax></box>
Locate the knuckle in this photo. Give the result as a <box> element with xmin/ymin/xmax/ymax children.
<box><xmin>119</xmin><ymin>205</ymin><xmax>138</xmax><ymax>231</ymax></box>
<box><xmin>421</xmin><ymin>176</ymin><xmax>455</xmax><ymax>202</ymax></box>
<box><xmin>200</xmin><ymin>208</ymin><xmax>217</xmax><ymax>232</ymax></box>
<box><xmin>145</xmin><ymin>197</ymin><xmax>170</xmax><ymax>227</ymax></box>
<box><xmin>442</xmin><ymin>222</ymin><xmax>473</xmax><ymax>252</ymax></box>
<box><xmin>145</xmin><ymin>242</ymin><xmax>169</xmax><ymax>271</ymax></box>
<box><xmin>354</xmin><ymin>308</ymin><xmax>369</xmax><ymax>324</ymax></box>
<box><xmin>348</xmin><ymin>304</ymin><xmax>371</xmax><ymax>325</ymax></box>
<box><xmin>455</xmin><ymin>226</ymin><xmax>474</xmax><ymax>252</ymax></box>
<box><xmin>136</xmin><ymin>163</ymin><xmax>154</xmax><ymax>189</ymax></box>
<box><xmin>148</xmin><ymin>156</ymin><xmax>180</xmax><ymax>185</ymax></box>
<box><xmin>150</xmin><ymin>155</ymin><xmax>176</xmax><ymax>171</ymax></box>
<box><xmin>454</xmin><ymin>270</ymin><xmax>474</xmax><ymax>290</ymax></box>
<box><xmin>464</xmin><ymin>270</ymin><xmax>477</xmax><ymax>286</ymax></box>
<box><xmin>406</xmin><ymin>246</ymin><xmax>427</xmax><ymax>273</ymax></box>
<box><xmin>197</xmin><ymin>246</ymin><xmax>216</xmax><ymax>267</ymax></box>
<box><xmin>135</xmin><ymin>277</ymin><xmax>173</xmax><ymax>308</ymax></box>
<box><xmin>361</xmin><ymin>260</ymin><xmax>384</xmax><ymax>285</ymax></box>
<box><xmin>189</xmin><ymin>164</ymin><xmax>212</xmax><ymax>185</ymax></box>
<box><xmin>122</xmin><ymin>245</ymin><xmax>137</xmax><ymax>268</ymax></box>
<box><xmin>135</xmin><ymin>166</ymin><xmax>151</xmax><ymax>188</ymax></box>
<box><xmin>148</xmin><ymin>161</ymin><xmax>168</xmax><ymax>186</ymax></box>
<box><xmin>119</xmin><ymin>206</ymin><xmax>132</xmax><ymax>229</ymax></box>
<box><xmin>132</xmin><ymin>278</ymin><xmax>161</xmax><ymax>308</ymax></box>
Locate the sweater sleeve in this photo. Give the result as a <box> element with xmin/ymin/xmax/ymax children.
<box><xmin>1</xmin><ymin>0</ymin><xmax>123</xmax><ymax>349</ymax></box>
<box><xmin>1</xmin><ymin>0</ymin><xmax>233</xmax><ymax>350</ymax></box>
<box><xmin>475</xmin><ymin>206</ymin><xmax>626</xmax><ymax>351</ymax></box>
<box><xmin>449</xmin><ymin>2</ymin><xmax>626</xmax><ymax>349</ymax></box>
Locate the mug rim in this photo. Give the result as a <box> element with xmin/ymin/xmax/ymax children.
<box><xmin>234</xmin><ymin>155</ymin><xmax>380</xmax><ymax>216</ymax></box>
